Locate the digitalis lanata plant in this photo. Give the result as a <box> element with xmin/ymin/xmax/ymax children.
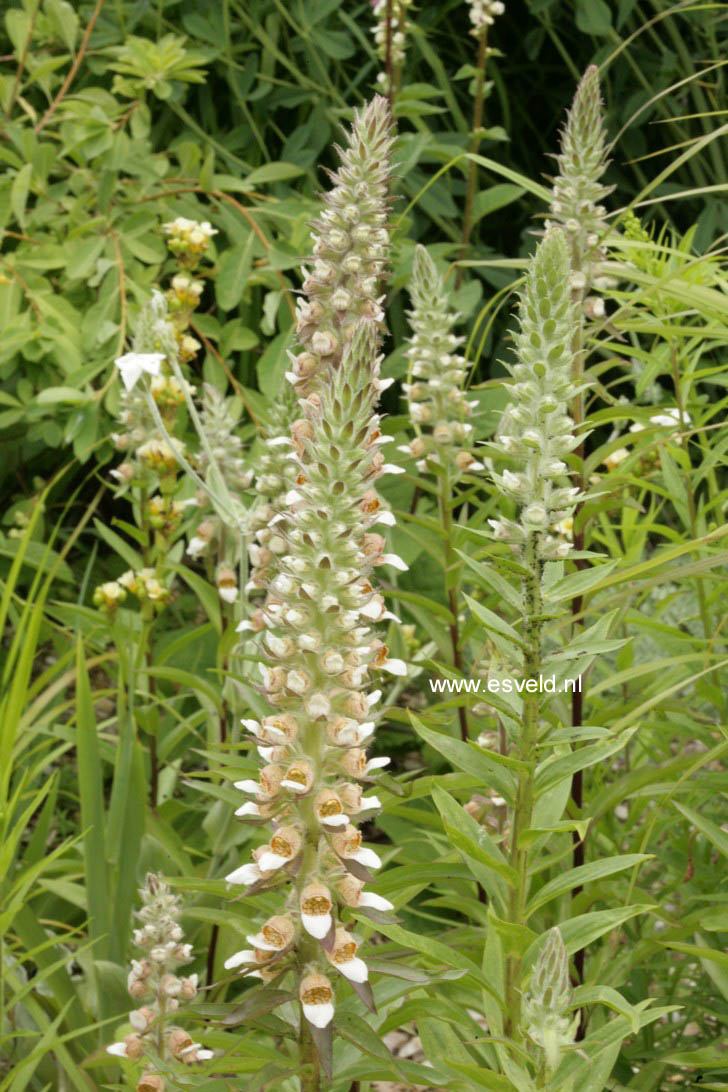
<box><xmin>400</xmin><ymin>244</ymin><xmax>482</xmax><ymax>476</ymax></box>
<box><xmin>107</xmin><ymin>875</ymin><xmax>212</xmax><ymax>1089</ymax></box>
<box><xmin>224</xmin><ymin>320</ymin><xmax>405</xmax><ymax>1060</ymax></box>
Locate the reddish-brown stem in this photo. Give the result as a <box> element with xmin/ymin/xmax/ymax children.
<box><xmin>456</xmin><ymin>30</ymin><xmax>488</xmax><ymax>290</ymax></box>
<box><xmin>35</xmin><ymin>0</ymin><xmax>106</xmax><ymax>133</ymax></box>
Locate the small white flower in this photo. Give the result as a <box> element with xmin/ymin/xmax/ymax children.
<box><xmin>381</xmin><ymin>658</ymin><xmax>407</xmax><ymax>676</ymax></box>
<box><xmin>367</xmin><ymin>756</ymin><xmax>390</xmax><ymax>772</ymax></box>
<box><xmin>359</xmin><ymin>891</ymin><xmax>394</xmax><ymax>911</ymax></box>
<box><xmin>224</xmin><ymin>948</ymin><xmax>257</xmax><ymax>970</ymax></box>
<box><xmin>106</xmin><ymin>1042</ymin><xmax>128</xmax><ymax>1057</ymax></box>
<box><xmin>115</xmin><ymin>352</ymin><xmax>165</xmax><ymax>392</ymax></box>
<box><xmin>225</xmin><ymin>863</ymin><xmax>261</xmax><ymax>885</ymax></box>
<box><xmin>380</xmin><ymin>553</ymin><xmax>409</xmax><ymax>571</ymax></box>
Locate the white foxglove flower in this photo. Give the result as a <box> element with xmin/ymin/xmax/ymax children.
<box><xmin>115</xmin><ymin>352</ymin><xmax>165</xmax><ymax>392</ymax></box>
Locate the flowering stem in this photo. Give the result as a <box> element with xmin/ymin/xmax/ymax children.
<box><xmin>504</xmin><ymin>530</ymin><xmax>542</xmax><ymax>1038</ymax></box>
<box><xmin>439</xmin><ymin>468</ymin><xmax>468</xmax><ymax>742</ymax></box>
<box><xmin>299</xmin><ymin>1016</ymin><xmax>320</xmax><ymax>1092</ymax></box>
<box><xmin>456</xmin><ymin>29</ymin><xmax>488</xmax><ymax>290</ymax></box>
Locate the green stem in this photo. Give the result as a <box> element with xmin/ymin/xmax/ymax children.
<box><xmin>504</xmin><ymin>530</ymin><xmax>543</xmax><ymax>1039</ymax></box>
<box><xmin>456</xmin><ymin>29</ymin><xmax>488</xmax><ymax>290</ymax></box>
<box><xmin>299</xmin><ymin>1013</ymin><xmax>321</xmax><ymax>1092</ymax></box>
<box><xmin>439</xmin><ymin>467</ymin><xmax>468</xmax><ymax>742</ymax></box>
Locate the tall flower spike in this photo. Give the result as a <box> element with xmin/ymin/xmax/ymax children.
<box><xmin>224</xmin><ymin>322</ymin><xmax>396</xmax><ymax>1033</ymax></box>
<box><xmin>288</xmin><ymin>96</ymin><xmax>394</xmax><ymax>394</ymax></box>
<box><xmin>468</xmin><ymin>0</ymin><xmax>505</xmax><ymax>36</ymax></box>
<box><xmin>401</xmin><ymin>245</ymin><xmax>482</xmax><ymax>476</ymax></box>
<box><xmin>371</xmin><ymin>1</ymin><xmax>414</xmax><ymax>93</ymax></box>
<box><xmin>548</xmin><ymin>65</ymin><xmax>614</xmax><ymax>294</ymax></box>
<box><xmin>106</xmin><ymin>874</ymin><xmax>212</xmax><ymax>1080</ymax></box>
<box><xmin>523</xmin><ymin>927</ymin><xmax>579</xmax><ymax>1075</ymax></box>
<box><xmin>491</xmin><ymin>227</ymin><xmax>582</xmax><ymax>560</ymax></box>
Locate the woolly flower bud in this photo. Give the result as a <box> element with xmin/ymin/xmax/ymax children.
<box><xmin>549</xmin><ymin>66</ymin><xmax>613</xmax><ymax>285</ymax></box>
<box><xmin>493</xmin><ymin>229</ymin><xmax>579</xmax><ymax>553</ymax></box>
<box><xmin>404</xmin><ymin>246</ymin><xmax>479</xmax><ymax>477</ymax></box>
<box><xmin>137</xmin><ymin>1075</ymin><xmax>165</xmax><ymax>1092</ymax></box>
<box><xmin>523</xmin><ymin>927</ymin><xmax>579</xmax><ymax>1074</ymax></box>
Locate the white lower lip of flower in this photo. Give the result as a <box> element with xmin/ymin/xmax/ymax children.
<box><xmin>246</xmin><ymin>933</ymin><xmax>281</xmax><ymax>951</ymax></box>
<box><xmin>285</xmin><ymin>489</ymin><xmax>303</xmax><ymax>505</ymax></box>
<box><xmin>234</xmin><ymin>779</ymin><xmax>261</xmax><ymax>795</ymax></box>
<box><xmin>257</xmin><ymin>746</ymin><xmax>277</xmax><ymax>761</ymax></box>
<box><xmin>307</xmin><ymin>693</ymin><xmax>331</xmax><ymax>717</ymax></box>
<box><xmin>224</xmin><ymin>948</ymin><xmax>257</xmax><ymax>970</ymax></box>
<box><xmin>257</xmin><ymin>850</ymin><xmax>289</xmax><ymax>871</ymax></box>
<box><xmin>381</xmin><ymin>553</ymin><xmax>408</xmax><ymax>571</ymax></box>
<box><xmin>115</xmin><ymin>351</ymin><xmax>165</xmax><ymax>391</ymax></box>
<box><xmin>381</xmin><ymin>658</ymin><xmax>407</xmax><ymax>676</ymax></box>
<box><xmin>267</xmin><ymin>436</ymin><xmax>292</xmax><ymax>446</ymax></box>
<box><xmin>281</xmin><ymin>779</ymin><xmax>309</xmax><ymax>794</ymax></box>
<box><xmin>303</xmin><ymin>1001</ymin><xmax>334</xmax><ymax>1028</ymax></box>
<box><xmin>357</xmin><ymin>722</ymin><xmax>376</xmax><ymax>742</ymax></box>
<box><xmin>235</xmin><ymin>801</ymin><xmax>261</xmax><ymax>817</ymax></box>
<box><xmin>367</xmin><ymin>757</ymin><xmax>390</xmax><ymax>772</ymax></box>
<box><xmin>382</xmin><ymin>610</ymin><xmax>402</xmax><ymax>623</ymax></box>
<box><xmin>225</xmin><ymin>863</ymin><xmax>260</xmax><ymax>885</ymax></box>
<box><xmin>367</xmin><ymin>690</ymin><xmax>382</xmax><ymax>708</ymax></box>
<box><xmin>320</xmin><ymin>812</ymin><xmax>349</xmax><ymax>827</ymax></box>
<box><xmin>359</xmin><ymin>599</ymin><xmax>383</xmax><ymax>620</ymax></box>
<box><xmin>196</xmin><ymin>1048</ymin><xmax>214</xmax><ymax>1060</ymax></box>
<box><xmin>375</xmin><ymin>510</ymin><xmax>396</xmax><ymax>526</ymax></box>
<box><xmin>180</xmin><ymin>1042</ymin><xmax>205</xmax><ymax>1056</ymax></box>
<box><xmin>236</xmin><ymin>620</ymin><xmax>254</xmax><ymax>632</ymax></box>
<box><xmin>336</xmin><ymin>956</ymin><xmax>368</xmax><ymax>983</ymax></box>
<box><xmin>350</xmin><ymin>847</ymin><xmax>382</xmax><ymax>869</ymax></box>
<box><xmin>359</xmin><ymin>891</ymin><xmax>394</xmax><ymax>911</ymax></box>
<box><xmin>376</xmin><ymin>378</ymin><xmax>395</xmax><ymax>393</ymax></box>
<box><xmin>359</xmin><ymin>795</ymin><xmax>382</xmax><ymax>811</ymax></box>
<box><xmin>240</xmin><ymin>718</ymin><xmax>262</xmax><ymax>735</ymax></box>
<box><xmin>302</xmin><ymin>911</ymin><xmax>333</xmax><ymax>938</ymax></box>
<box><xmin>106</xmin><ymin>1042</ymin><xmax>129</xmax><ymax>1057</ymax></box>
<box><xmin>381</xmin><ymin>463</ymin><xmax>405</xmax><ymax>475</ymax></box>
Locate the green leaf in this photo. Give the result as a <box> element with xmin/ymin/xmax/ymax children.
<box><xmin>526</xmin><ymin>854</ymin><xmax>651</xmax><ymax>917</ymax></box>
<box><xmin>534</xmin><ymin>726</ymin><xmax>638</xmax><ymax>794</ymax></box>
<box><xmin>575</xmin><ymin>0</ymin><xmax>612</xmax><ymax>34</ymax></box>
<box><xmin>432</xmin><ymin>785</ymin><xmax>517</xmax><ymax>896</ymax></box>
<box><xmin>216</xmin><ymin>235</ymin><xmax>255</xmax><ymax>310</ymax></box>
<box><xmin>412</xmin><ymin>716</ymin><xmax>516</xmax><ymax>802</ymax></box>
<box><xmin>570</xmin><ymin>984</ymin><xmax>643</xmax><ymax>1035</ymax></box>
<box><xmin>74</xmin><ymin>639</ymin><xmax>111</xmax><ymax>985</ymax></box>
<box><xmin>472</xmin><ymin>183</ymin><xmax>525</xmax><ymax>225</ymax></box>
<box><xmin>11</xmin><ymin>163</ymin><xmax>32</xmax><ymax>230</ymax></box>
<box><xmin>673</xmin><ymin>801</ymin><xmax>728</xmax><ymax>858</ymax></box>
<box><xmin>243</xmin><ymin>162</ymin><xmax>304</xmax><ymax>187</ymax></box>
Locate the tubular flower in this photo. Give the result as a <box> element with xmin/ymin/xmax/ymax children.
<box><xmin>224</xmin><ymin>322</ymin><xmax>398</xmax><ymax>1032</ymax></box>
<box><xmin>106</xmin><ymin>874</ymin><xmax>212</xmax><ymax>1070</ymax></box>
<box><xmin>400</xmin><ymin>245</ymin><xmax>482</xmax><ymax>476</ymax></box>
<box><xmin>287</xmin><ymin>95</ymin><xmax>394</xmax><ymax>394</ymax></box>
<box><xmin>490</xmin><ymin>227</ymin><xmax>582</xmax><ymax>560</ymax></box>
<box><xmin>547</xmin><ymin>65</ymin><xmax>614</xmax><ymax>295</ymax></box>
